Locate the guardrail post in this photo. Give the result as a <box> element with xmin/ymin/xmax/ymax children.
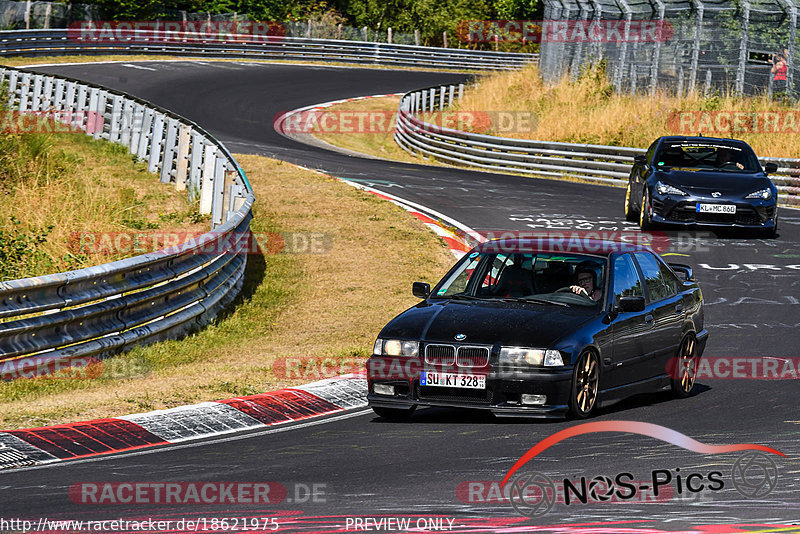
<box><xmin>223</xmin><ymin>166</ymin><xmax>235</xmax><ymax>221</ymax></box>
<box><xmin>41</xmin><ymin>76</ymin><xmax>53</xmax><ymax>111</ymax></box>
<box><xmin>53</xmin><ymin>78</ymin><xmax>64</xmax><ymax>116</ymax></box>
<box><xmin>188</xmin><ymin>131</ymin><xmax>204</xmax><ymax>202</ymax></box>
<box><xmin>147</xmin><ymin>113</ymin><xmax>165</xmax><ymax>174</ymax></box>
<box><xmin>448</xmin><ymin>85</ymin><xmax>455</xmax><ymax>106</ymax></box>
<box><xmin>211</xmin><ymin>151</ymin><xmax>226</xmax><ymax>227</ymax></box>
<box><xmin>96</xmin><ymin>90</ymin><xmax>109</xmax><ymax>139</ymax></box>
<box><xmin>109</xmin><ymin>95</ymin><xmax>124</xmax><ymax>142</ymax></box>
<box><xmin>174</xmin><ymin>125</ymin><xmax>191</xmax><ymax>192</ymax></box>
<box><xmin>135</xmin><ymin>105</ymin><xmax>152</xmax><ymax>159</ymax></box>
<box><xmin>421</xmin><ymin>90</ymin><xmax>426</xmax><ymax>112</ymax></box>
<box><xmin>7</xmin><ymin>71</ymin><xmax>19</xmax><ymax>108</ymax></box>
<box><xmin>458</xmin><ymin>83</ymin><xmax>464</xmax><ymax>100</ymax></box>
<box><xmin>119</xmin><ymin>99</ymin><xmax>133</xmax><ymax>146</ymax></box>
<box><xmin>429</xmin><ymin>88</ymin><xmax>436</xmax><ymax>112</ymax></box>
<box><xmin>199</xmin><ymin>142</ymin><xmax>215</xmax><ymax>215</ymax></box>
<box><xmin>159</xmin><ymin>118</ymin><xmax>179</xmax><ymax>183</ymax></box>
<box><xmin>19</xmin><ymin>72</ymin><xmax>31</xmax><ymax>111</ymax></box>
<box><xmin>439</xmin><ymin>86</ymin><xmax>445</xmax><ymax>110</ymax></box>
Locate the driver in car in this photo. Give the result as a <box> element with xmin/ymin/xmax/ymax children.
<box><xmin>715</xmin><ymin>147</ymin><xmax>744</xmax><ymax>170</ymax></box>
<box><xmin>570</xmin><ymin>266</ymin><xmax>602</xmax><ymax>301</ymax></box>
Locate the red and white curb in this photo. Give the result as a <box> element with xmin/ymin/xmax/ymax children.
<box><xmin>272</xmin><ymin>92</ymin><xmax>405</xmax><ymax>134</ymax></box>
<box><xmin>0</xmin><ymin>373</ymin><xmax>366</xmax><ymax>470</ymax></box>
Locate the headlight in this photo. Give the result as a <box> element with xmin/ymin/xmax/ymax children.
<box><xmin>656</xmin><ymin>181</ymin><xmax>688</xmax><ymax>196</ymax></box>
<box><xmin>746</xmin><ymin>188</ymin><xmax>772</xmax><ymax>200</ymax></box>
<box><xmin>374</xmin><ymin>339</ymin><xmax>419</xmax><ymax>357</ymax></box>
<box><xmin>499</xmin><ymin>347</ymin><xmax>564</xmax><ymax>367</ymax></box>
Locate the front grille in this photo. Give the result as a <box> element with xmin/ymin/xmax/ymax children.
<box><xmin>425</xmin><ymin>344</ymin><xmax>455</xmax><ymax>365</ymax></box>
<box><xmin>456</xmin><ymin>346</ymin><xmax>490</xmax><ymax>368</ymax></box>
<box><xmin>416</xmin><ymin>383</ymin><xmax>493</xmax><ymax>404</ymax></box>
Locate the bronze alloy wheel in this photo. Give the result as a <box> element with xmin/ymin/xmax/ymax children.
<box><xmin>624</xmin><ymin>182</ymin><xmax>637</xmax><ymax>221</ymax></box>
<box><xmin>569</xmin><ymin>351</ymin><xmax>599</xmax><ymax>418</ymax></box>
<box><xmin>672</xmin><ymin>335</ymin><xmax>698</xmax><ymax>398</ymax></box>
<box><xmin>639</xmin><ymin>188</ymin><xmax>653</xmax><ymax>230</ymax></box>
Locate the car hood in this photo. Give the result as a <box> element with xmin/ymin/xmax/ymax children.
<box><xmin>379</xmin><ymin>299</ymin><xmax>598</xmax><ymax>348</ymax></box>
<box><xmin>655</xmin><ymin>170</ymin><xmax>772</xmax><ymax>196</ymax></box>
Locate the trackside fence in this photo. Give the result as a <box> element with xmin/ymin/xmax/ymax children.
<box><xmin>0</xmin><ymin>29</ymin><xmax>536</xmax><ymax>71</ymax></box>
<box><xmin>394</xmin><ymin>83</ymin><xmax>800</xmax><ymax>206</ymax></box>
<box><xmin>0</xmin><ymin>65</ymin><xmax>255</xmax><ymax>376</ymax></box>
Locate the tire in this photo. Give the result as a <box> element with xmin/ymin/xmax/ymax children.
<box><xmin>372</xmin><ymin>406</ymin><xmax>416</xmax><ymax>421</ymax></box>
<box><xmin>624</xmin><ymin>181</ymin><xmax>638</xmax><ymax>222</ymax></box>
<box><xmin>639</xmin><ymin>187</ymin><xmax>653</xmax><ymax>230</ymax></box>
<box><xmin>569</xmin><ymin>351</ymin><xmax>600</xmax><ymax>419</ymax></box>
<box><xmin>760</xmin><ymin>216</ymin><xmax>778</xmax><ymax>239</ymax></box>
<box><xmin>671</xmin><ymin>335</ymin><xmax>698</xmax><ymax>398</ymax></box>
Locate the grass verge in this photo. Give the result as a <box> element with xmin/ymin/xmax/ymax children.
<box><xmin>0</xmin><ymin>132</ymin><xmax>206</xmax><ymax>280</ymax></box>
<box><xmin>454</xmin><ymin>63</ymin><xmax>800</xmax><ymax>158</ymax></box>
<box><xmin>0</xmin><ymin>155</ymin><xmax>456</xmax><ymax>429</ymax></box>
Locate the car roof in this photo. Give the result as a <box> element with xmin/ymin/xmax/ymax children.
<box><xmin>474</xmin><ymin>237</ymin><xmax>650</xmax><ymax>257</ymax></box>
<box><xmin>657</xmin><ymin>135</ymin><xmax>751</xmax><ymax>147</ymax></box>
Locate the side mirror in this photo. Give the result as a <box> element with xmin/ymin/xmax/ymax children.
<box><xmin>633</xmin><ymin>155</ymin><xmax>648</xmax><ymax>165</ymax></box>
<box><xmin>412</xmin><ymin>282</ymin><xmax>431</xmax><ymax>299</ymax></box>
<box><xmin>618</xmin><ymin>296</ymin><xmax>646</xmax><ymax>313</ymax></box>
<box><xmin>764</xmin><ymin>162</ymin><xmax>778</xmax><ymax>174</ymax></box>
<box><xmin>668</xmin><ymin>263</ymin><xmax>694</xmax><ymax>282</ymax></box>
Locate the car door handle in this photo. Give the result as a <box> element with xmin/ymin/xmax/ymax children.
<box><xmin>645</xmin><ymin>314</ymin><xmax>654</xmax><ymax>324</ymax></box>
<box><xmin>675</xmin><ymin>304</ymin><xmax>683</xmax><ymax>313</ymax></box>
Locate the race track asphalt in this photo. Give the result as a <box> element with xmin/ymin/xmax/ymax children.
<box><xmin>1</xmin><ymin>61</ymin><xmax>797</xmax><ymax>532</ymax></box>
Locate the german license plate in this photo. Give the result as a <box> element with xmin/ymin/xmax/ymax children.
<box><xmin>696</xmin><ymin>203</ymin><xmax>736</xmax><ymax>214</ymax></box>
<box><xmin>420</xmin><ymin>371</ymin><xmax>486</xmax><ymax>389</ymax></box>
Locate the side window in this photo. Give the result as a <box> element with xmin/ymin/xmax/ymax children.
<box><xmin>645</xmin><ymin>141</ymin><xmax>658</xmax><ymax>164</ymax></box>
<box><xmin>439</xmin><ymin>254</ymin><xmax>481</xmax><ymax>296</ymax></box>
<box><xmin>613</xmin><ymin>254</ymin><xmax>644</xmax><ymax>306</ymax></box>
<box><xmin>633</xmin><ymin>252</ymin><xmax>673</xmax><ymax>302</ymax></box>
<box><xmin>657</xmin><ymin>259</ymin><xmax>680</xmax><ymax>297</ymax></box>
<box><xmin>481</xmin><ymin>254</ymin><xmax>512</xmax><ymax>291</ymax></box>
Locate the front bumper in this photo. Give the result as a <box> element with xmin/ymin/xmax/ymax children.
<box><xmin>650</xmin><ymin>193</ymin><xmax>777</xmax><ymax>229</ymax></box>
<box><xmin>367</xmin><ymin>358</ymin><xmax>573</xmax><ymax>418</ymax></box>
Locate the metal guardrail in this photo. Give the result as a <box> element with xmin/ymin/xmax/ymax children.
<box><xmin>0</xmin><ymin>29</ymin><xmax>536</xmax><ymax>71</ymax></box>
<box><xmin>0</xmin><ymin>65</ymin><xmax>255</xmax><ymax>377</ymax></box>
<box><xmin>394</xmin><ymin>83</ymin><xmax>800</xmax><ymax>206</ymax></box>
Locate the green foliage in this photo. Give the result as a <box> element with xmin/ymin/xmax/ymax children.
<box><xmin>0</xmin><ymin>217</ymin><xmax>53</xmax><ymax>280</ymax></box>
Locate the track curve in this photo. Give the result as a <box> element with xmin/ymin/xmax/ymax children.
<box><xmin>2</xmin><ymin>60</ymin><xmax>798</xmax><ymax>531</ymax></box>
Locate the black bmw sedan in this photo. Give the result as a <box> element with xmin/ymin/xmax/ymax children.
<box><xmin>367</xmin><ymin>238</ymin><xmax>708</xmax><ymax>420</ymax></box>
<box><xmin>625</xmin><ymin>136</ymin><xmax>779</xmax><ymax>237</ymax></box>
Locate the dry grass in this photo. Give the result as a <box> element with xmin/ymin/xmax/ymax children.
<box><xmin>454</xmin><ymin>63</ymin><xmax>800</xmax><ymax>157</ymax></box>
<box><xmin>0</xmin><ymin>155</ymin><xmax>456</xmax><ymax>429</ymax></box>
<box><xmin>0</xmin><ymin>132</ymin><xmax>206</xmax><ymax>280</ymax></box>
<box><xmin>309</xmin><ymin>96</ymin><xmax>427</xmax><ymax>164</ymax></box>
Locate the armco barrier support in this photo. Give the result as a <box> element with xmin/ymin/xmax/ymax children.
<box><xmin>0</xmin><ymin>66</ymin><xmax>255</xmax><ymax>376</ymax></box>
<box><xmin>394</xmin><ymin>83</ymin><xmax>800</xmax><ymax>206</ymax></box>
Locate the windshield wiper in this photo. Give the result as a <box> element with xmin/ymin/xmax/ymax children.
<box><xmin>491</xmin><ymin>296</ymin><xmax>569</xmax><ymax>307</ymax></box>
<box><xmin>445</xmin><ymin>294</ymin><xmax>485</xmax><ymax>301</ymax></box>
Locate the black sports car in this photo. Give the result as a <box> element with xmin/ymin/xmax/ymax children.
<box><xmin>625</xmin><ymin>136</ymin><xmax>779</xmax><ymax>237</ymax></box>
<box><xmin>367</xmin><ymin>238</ymin><xmax>708</xmax><ymax>420</ymax></box>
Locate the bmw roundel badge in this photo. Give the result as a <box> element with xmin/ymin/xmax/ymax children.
<box><xmin>455</xmin><ymin>334</ymin><xmax>467</xmax><ymax>341</ymax></box>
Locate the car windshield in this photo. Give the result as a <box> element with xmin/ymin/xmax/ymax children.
<box><xmin>654</xmin><ymin>142</ymin><xmax>761</xmax><ymax>173</ymax></box>
<box><xmin>433</xmin><ymin>252</ymin><xmax>606</xmax><ymax>307</ymax></box>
